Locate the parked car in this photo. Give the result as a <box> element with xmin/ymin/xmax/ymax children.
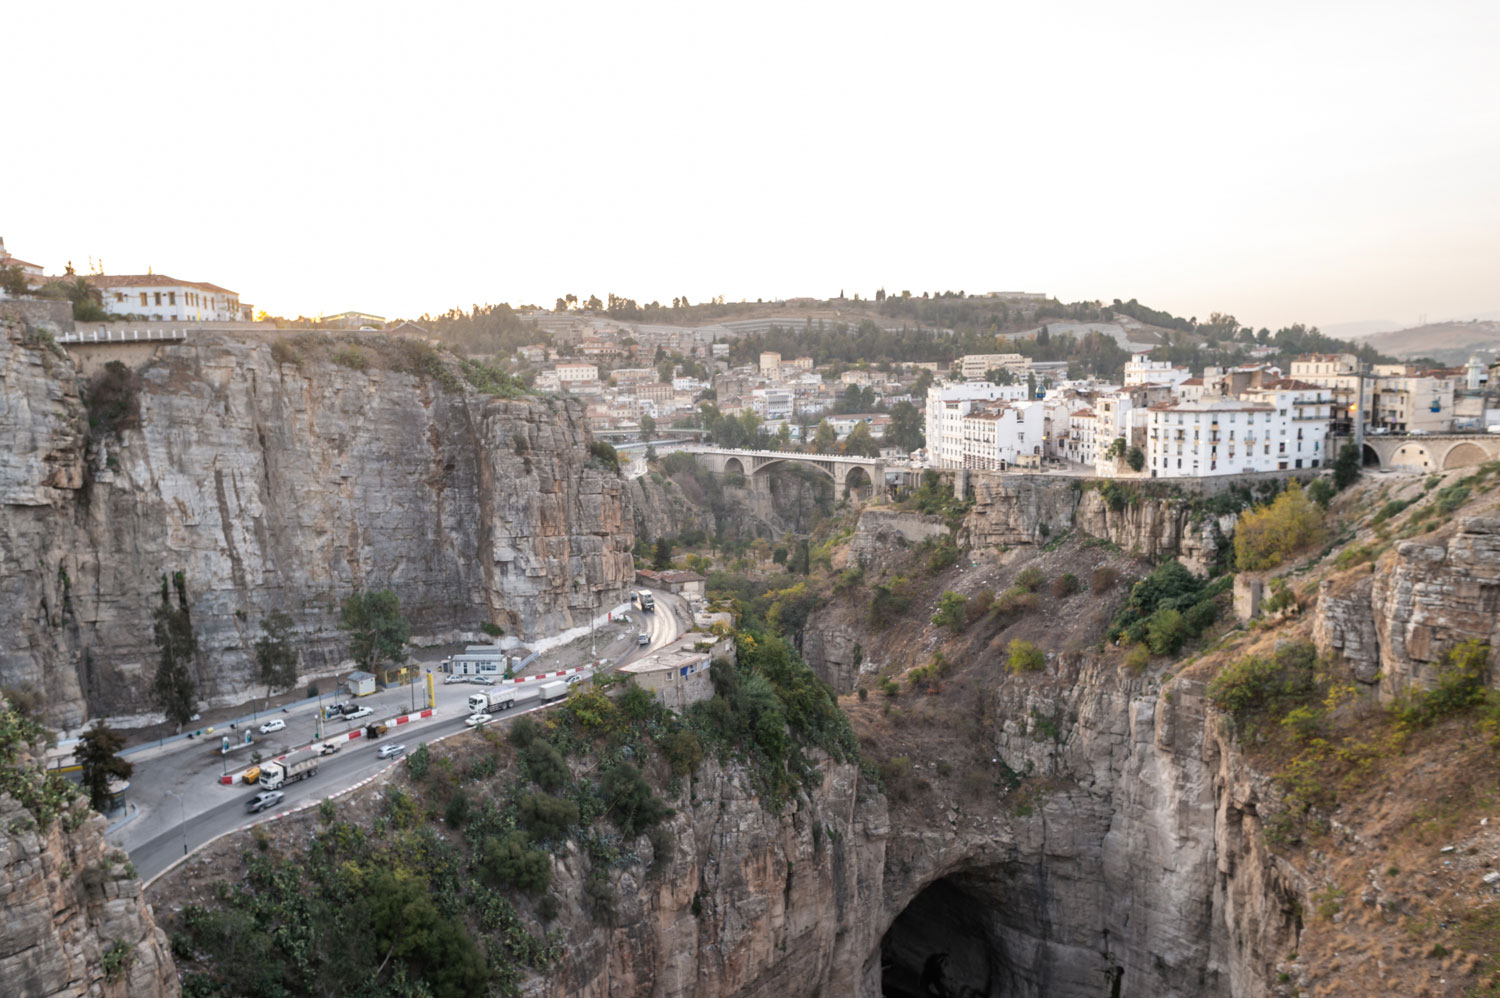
<box><xmin>243</xmin><ymin>765</ymin><xmax>261</xmax><ymax>784</ymax></box>
<box><xmin>258</xmin><ymin>719</ymin><xmax>286</xmax><ymax>734</ymax></box>
<box><xmin>344</xmin><ymin>707</ymin><xmax>373</xmax><ymax>721</ymax></box>
<box><xmin>472</xmin><ymin>676</ymin><xmax>494</xmax><ymax>685</ymax></box>
<box><xmin>319</xmin><ymin>741</ymin><xmax>342</xmax><ymax>756</ymax></box>
<box><xmin>377</xmin><ymin>743</ymin><xmax>406</xmax><ymax>759</ymax></box>
<box><xmin>245</xmin><ymin>790</ymin><xmax>285</xmax><ymax>813</ymax></box>
<box><xmin>465</xmin><ymin>713</ymin><xmax>491</xmax><ymax>727</ymax></box>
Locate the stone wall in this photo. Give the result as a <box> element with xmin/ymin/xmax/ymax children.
<box><xmin>0</xmin><ymin>327</ymin><xmax>635</xmax><ymax>728</ymax></box>
<box><xmin>0</xmin><ymin>299</ymin><xmax>74</xmax><ymax>335</ymax></box>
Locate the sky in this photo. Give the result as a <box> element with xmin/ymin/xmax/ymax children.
<box><xmin>5</xmin><ymin>0</ymin><xmax>1499</xmax><ymax>331</ymax></box>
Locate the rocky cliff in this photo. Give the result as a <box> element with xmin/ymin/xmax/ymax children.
<box><xmin>962</xmin><ymin>475</ymin><xmax>1235</xmax><ymax>573</ymax></box>
<box><xmin>0</xmin><ymin>796</ymin><xmax>177</xmax><ymax>998</ymax></box>
<box><xmin>0</xmin><ymin>323</ymin><xmax>634</xmax><ymax>727</ymax></box>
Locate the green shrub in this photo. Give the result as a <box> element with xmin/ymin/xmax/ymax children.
<box><xmin>1371</xmin><ymin>498</ymin><xmax>1413</xmax><ymax>526</ymax></box>
<box><xmin>1006</xmin><ymin>640</ymin><xmax>1045</xmax><ymax>673</ymax></box>
<box><xmin>1125</xmin><ymin>643</ymin><xmax>1151</xmax><ymax>674</ymax></box>
<box><xmin>1108</xmin><ymin>560</ymin><xmax>1202</xmax><ymax>642</ymax></box>
<box><xmin>1431</xmin><ymin>483</ymin><xmax>1471</xmax><ymax>516</ymax></box>
<box><xmin>444</xmin><ymin>789</ymin><xmax>470</xmax><ymax>828</ymax></box>
<box><xmin>84</xmin><ymin>361</ymin><xmax>141</xmax><ymax>440</ymax></box>
<box><xmin>1392</xmin><ymin>640</ymin><xmax>1491</xmax><ymax>728</ymax></box>
<box><xmin>992</xmin><ymin>586</ymin><xmax>1038</xmax><ymax>616</ymax></box>
<box><xmin>588</xmin><ymin>441</ymin><xmax>621</xmax><ymax>473</ymax></box>
<box><xmin>480</xmin><ymin>831</ymin><xmax>552</xmax><ymax>893</ymax></box>
<box><xmin>967</xmin><ymin>588</ymin><xmax>995</xmax><ymax>623</ymax></box>
<box><xmin>1146</xmin><ymin>608</ymin><xmax>1192</xmax><ymax>656</ymax></box>
<box><xmin>331</xmin><ymin>346</ymin><xmax>368</xmax><ymax>370</ymax></box>
<box><xmin>1051</xmin><ymin>573</ymin><xmax>1080</xmax><ymax>599</ymax></box>
<box><xmin>517</xmin><ymin>792</ymin><xmax>579</xmax><ymax>842</ymax></box>
<box><xmin>1015</xmin><ymin>566</ymin><xmax>1046</xmax><ymax>592</ymax></box>
<box><xmin>520</xmin><ymin>741</ymin><xmax>570</xmax><ymax>792</ymax></box>
<box><xmin>600</xmin><ymin>762</ymin><xmax>673</xmax><ymax>837</ymax></box>
<box><xmin>1206</xmin><ymin>641</ymin><xmax>1318</xmax><ymax>731</ymax></box>
<box><xmin>879</xmin><ymin>676</ymin><xmax>900</xmax><ymax>697</ymax></box>
<box><xmin>659</xmin><ymin>728</ymin><xmax>704</xmax><ymax>776</ymax></box>
<box><xmin>931</xmin><ymin>591</ymin><xmax>968</xmax><ymax>633</ymax></box>
<box><xmin>508</xmin><ymin>715</ymin><xmax>541</xmax><ymax>748</ymax></box>
<box><xmin>926</xmin><ymin>537</ymin><xmax>959</xmax><ymax>574</ymax></box>
<box><xmin>406</xmin><ymin>743</ymin><xmax>430</xmax><ymax>781</ymax></box>
<box><xmin>1306</xmin><ymin>477</ymin><xmax>1335</xmax><ymax>509</ymax></box>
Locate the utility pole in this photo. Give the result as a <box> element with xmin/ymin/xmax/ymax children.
<box><xmin>1353</xmin><ymin>363</ymin><xmax>1368</xmax><ymax>457</ymax></box>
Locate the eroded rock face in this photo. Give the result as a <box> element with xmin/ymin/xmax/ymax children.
<box><xmin>0</xmin><ymin>327</ymin><xmax>634</xmax><ymax>727</ymax></box>
<box><xmin>1315</xmin><ymin>516</ymin><xmax>1500</xmax><ymax>697</ymax></box>
<box><xmin>962</xmin><ymin>477</ymin><xmax>1230</xmax><ymax>574</ymax></box>
<box><xmin>0</xmin><ymin>795</ymin><xmax>177</xmax><ymax>998</ymax></box>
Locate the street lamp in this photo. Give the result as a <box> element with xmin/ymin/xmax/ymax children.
<box><xmin>164</xmin><ymin>788</ymin><xmax>187</xmax><ymax>856</ymax></box>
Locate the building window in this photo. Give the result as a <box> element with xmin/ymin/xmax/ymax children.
<box><xmin>140</xmin><ymin>292</ymin><xmax>148</xmax><ymax>306</ymax></box>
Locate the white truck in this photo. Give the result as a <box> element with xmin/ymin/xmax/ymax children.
<box><xmin>259</xmin><ymin>749</ymin><xmax>320</xmax><ymax>790</ymax></box>
<box><xmin>631</xmin><ymin>589</ymin><xmax>655</xmax><ymax>611</ymax></box>
<box><xmin>538</xmin><ymin>680</ymin><xmax>570</xmax><ymax>703</ymax></box>
<box><xmin>467</xmin><ymin>686</ymin><xmax>538</xmax><ymax>715</ymax></box>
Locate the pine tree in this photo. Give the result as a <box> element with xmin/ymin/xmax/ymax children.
<box><xmin>76</xmin><ymin>722</ymin><xmax>132</xmax><ymax>812</ymax></box>
<box><xmin>151</xmin><ymin>573</ymin><xmax>198</xmax><ymax>729</ymax></box>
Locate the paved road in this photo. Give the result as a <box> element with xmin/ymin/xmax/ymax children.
<box><xmin>129</xmin><ymin>591</ymin><xmax>690</xmax><ymax>882</ymax></box>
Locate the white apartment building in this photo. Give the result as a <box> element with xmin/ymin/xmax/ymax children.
<box><xmin>1145</xmin><ymin>390</ymin><xmax>1331</xmax><ymax>477</ymax></box>
<box><xmin>750</xmin><ymin>388</ymin><xmax>796</xmax><ymax>420</ymax></box>
<box><xmin>1092</xmin><ymin>391</ymin><xmax>1149</xmax><ymax>475</ymax></box>
<box><xmin>1241</xmin><ymin>379</ymin><xmax>1334</xmax><ymax>468</ymax></box>
<box><xmin>1063</xmin><ymin>408</ymin><xmax>1098</xmax><ymax>466</ymax></box>
<box><xmin>959</xmin><ymin>401</ymin><xmax>1045</xmax><ymax>470</ymax></box>
<box><xmin>958</xmin><ymin>352</ymin><xmax>1028</xmax><ymax>380</ymax></box>
<box><xmin>555</xmin><ymin>362</ymin><xmax>599</xmax><ymax>384</ymax></box>
<box><xmin>925</xmin><ymin>381</ymin><xmax>1030</xmax><ymax>468</ymax></box>
<box><xmin>827</xmin><ymin>413</ymin><xmax>891</xmax><ymax>439</ymax></box>
<box><xmin>87</xmin><ymin>274</ymin><xmax>250</xmax><ymax>321</ymax></box>
<box><xmin>1123</xmin><ymin>352</ymin><xmax>1192</xmax><ymax>388</ymax></box>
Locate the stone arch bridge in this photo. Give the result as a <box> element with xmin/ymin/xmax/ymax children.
<box><xmin>685</xmin><ymin>447</ymin><xmax>886</xmax><ymax>496</ymax></box>
<box><xmin>1359</xmin><ymin>433</ymin><xmax>1500</xmax><ymax>472</ymax></box>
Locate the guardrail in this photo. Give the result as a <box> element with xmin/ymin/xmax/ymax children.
<box><xmin>58</xmin><ymin>327</ymin><xmax>188</xmax><ymax>344</ymax></box>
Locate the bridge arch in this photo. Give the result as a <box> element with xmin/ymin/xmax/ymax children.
<box><xmin>1362</xmin><ymin>444</ymin><xmax>1381</xmax><ymax>467</ymax></box>
<box><xmin>1443</xmin><ymin>441</ymin><xmax>1489</xmax><ymax>470</ymax></box>
<box><xmin>722</xmin><ymin>456</ymin><xmax>746</xmax><ymax>477</ymax></box>
<box><xmin>1388</xmin><ymin>443</ymin><xmax>1434</xmax><ymax>470</ymax></box>
<box><xmin>842</xmin><ymin>465</ymin><xmax>874</xmax><ymax>500</ymax></box>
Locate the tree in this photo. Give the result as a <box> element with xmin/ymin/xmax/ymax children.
<box><xmin>338</xmin><ymin>589</ymin><xmax>410</xmax><ymax>672</ymax></box>
<box><xmin>1026</xmin><ymin>372</ymin><xmax>1037</xmax><ymax>399</ymax></box>
<box><xmin>653</xmin><ymin>538</ymin><xmax>673</xmax><ymax>570</ymax></box>
<box><xmin>842</xmin><ymin>421</ymin><xmax>881</xmax><ymax>457</ymax></box>
<box><xmin>1333</xmin><ymin>443</ymin><xmax>1361</xmax><ymax>490</ymax></box>
<box><xmin>0</xmin><ymin>265</ymin><xmax>29</xmax><ymax>298</ymax></box>
<box><xmin>812</xmin><ymin>420</ymin><xmax>838</xmax><ymax>453</ymax></box>
<box><xmin>639</xmin><ymin>413</ymin><xmax>656</xmax><ymax>439</ymax></box>
<box><xmin>1105</xmin><ymin>437</ymin><xmax>1127</xmax><ymax>461</ymax></box>
<box><xmin>775</xmin><ymin>423</ymin><xmax>792</xmax><ymax>450</ymax></box>
<box><xmin>1306</xmin><ymin>477</ymin><xmax>1335</xmax><ymax>509</ymax></box>
<box><xmin>1126</xmin><ymin>446</ymin><xmax>1146</xmax><ymax>472</ymax></box>
<box><xmin>152</xmin><ymin>573</ymin><xmax>198</xmax><ymax>729</ymax></box>
<box><xmin>253</xmin><ymin>610</ymin><xmax>299</xmax><ymax>702</ymax></box>
<box><xmin>76</xmin><ymin>722</ymin><xmax>132</xmax><ymax>812</ymax></box>
<box><xmin>885</xmin><ymin>401</ymin><xmax>925</xmax><ymax>452</ymax></box>
<box><xmin>788</xmin><ymin>539</ymin><xmax>811</xmax><ymax>575</ymax></box>
<box><xmin>1006</xmin><ymin>640</ymin><xmax>1045</xmax><ymax>673</ymax></box>
<box><xmin>1234</xmin><ymin>481</ymin><xmax>1328</xmax><ymax>571</ymax></box>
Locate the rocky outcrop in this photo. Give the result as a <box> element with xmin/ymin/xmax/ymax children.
<box><xmin>0</xmin><ymin>326</ymin><xmax>635</xmax><ymax>727</ymax></box>
<box><xmin>631</xmin><ymin>473</ymin><xmax>716</xmax><ymax>547</ymax></box>
<box><xmin>545</xmin><ymin>757</ymin><xmax>888</xmax><ymax>998</ymax></box>
<box><xmin>1315</xmin><ymin>515</ymin><xmax>1500</xmax><ymax>698</ymax></box>
<box><xmin>0</xmin><ymin>796</ymin><xmax>176</xmax><ymax>998</ymax></box>
<box><xmin>962</xmin><ymin>477</ymin><xmax>1231</xmax><ymax>574</ymax></box>
<box><xmin>847</xmin><ymin>508</ymin><xmax>951</xmax><ymax>576</ymax></box>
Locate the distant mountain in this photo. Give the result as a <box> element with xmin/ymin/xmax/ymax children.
<box><xmin>1323</xmin><ymin>319</ymin><xmax>1402</xmax><ymax>340</ymax></box>
<box><xmin>1358</xmin><ymin>320</ymin><xmax>1500</xmax><ymax>365</ymax></box>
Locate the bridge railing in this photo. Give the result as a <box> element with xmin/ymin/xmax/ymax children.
<box><xmin>58</xmin><ymin>327</ymin><xmax>189</xmax><ymax>345</ymax></box>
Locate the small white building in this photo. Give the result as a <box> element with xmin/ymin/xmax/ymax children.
<box><xmin>1123</xmin><ymin>352</ymin><xmax>1192</xmax><ymax>389</ymax></box>
<box><xmin>87</xmin><ymin>274</ymin><xmax>249</xmax><ymax>322</ymax></box>
<box><xmin>958</xmin><ymin>353</ymin><xmax>1028</xmax><ymax>380</ymax></box>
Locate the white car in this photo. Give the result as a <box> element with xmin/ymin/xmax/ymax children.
<box><xmin>258</xmin><ymin>719</ymin><xmax>286</xmax><ymax>735</ymax></box>
<box><xmin>465</xmin><ymin>713</ymin><xmax>491</xmax><ymax>727</ymax></box>
<box><xmin>245</xmin><ymin>790</ymin><xmax>285</xmax><ymax>813</ymax></box>
<box><xmin>319</xmin><ymin>741</ymin><xmax>342</xmax><ymax>756</ymax></box>
<box><xmin>377</xmin><ymin>743</ymin><xmax>406</xmax><ymax>759</ymax></box>
<box><xmin>344</xmin><ymin>707</ymin><xmax>373</xmax><ymax>721</ymax></box>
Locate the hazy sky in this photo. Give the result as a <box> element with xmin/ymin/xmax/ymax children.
<box><xmin>6</xmin><ymin>1</ymin><xmax>1498</xmax><ymax>330</ymax></box>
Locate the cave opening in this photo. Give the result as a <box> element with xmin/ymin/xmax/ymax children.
<box><xmin>881</xmin><ymin>876</ymin><xmax>1009</xmax><ymax>998</ymax></box>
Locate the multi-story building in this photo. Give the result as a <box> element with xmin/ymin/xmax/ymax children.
<box><xmin>86</xmin><ymin>274</ymin><xmax>250</xmax><ymax>322</ymax></box>
<box><xmin>759</xmin><ymin>352</ymin><xmax>782</xmax><ymax>378</ymax></box>
<box><xmin>924</xmin><ymin>381</ymin><xmax>1030</xmax><ymax>468</ymax></box>
<box><xmin>1370</xmin><ymin>370</ymin><xmax>1454</xmax><ymax>433</ymax></box>
<box><xmin>827</xmin><ymin>413</ymin><xmax>891</xmax><ymax>440</ymax></box>
<box><xmin>1064</xmin><ymin>408</ymin><xmax>1097</xmax><ymax>466</ymax></box>
<box><xmin>555</xmin><ymin>362</ymin><xmax>599</xmax><ymax>384</ymax></box>
<box><xmin>959</xmin><ymin>402</ymin><xmax>1044</xmax><ymax>470</ymax></box>
<box><xmin>1144</xmin><ymin>387</ymin><xmax>1330</xmax><ymax>477</ymax></box>
<box><xmin>1241</xmin><ymin>379</ymin><xmax>1334</xmax><ymax>469</ymax></box>
<box><xmin>957</xmin><ymin>353</ymin><xmax>1028</xmax><ymax>380</ymax></box>
<box><xmin>1123</xmin><ymin>352</ymin><xmax>1192</xmax><ymax>388</ymax></box>
<box><xmin>1092</xmin><ymin>390</ymin><xmax>1150</xmax><ymax>475</ymax></box>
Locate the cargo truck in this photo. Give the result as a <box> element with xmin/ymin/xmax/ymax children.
<box><xmin>631</xmin><ymin>590</ymin><xmax>655</xmax><ymax>611</ymax></box>
<box><xmin>467</xmin><ymin>686</ymin><xmax>538</xmax><ymax>715</ymax></box>
<box><xmin>538</xmin><ymin>680</ymin><xmax>570</xmax><ymax>703</ymax></box>
<box><xmin>259</xmin><ymin>749</ymin><xmax>320</xmax><ymax>790</ymax></box>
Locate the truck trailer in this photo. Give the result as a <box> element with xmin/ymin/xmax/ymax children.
<box><xmin>631</xmin><ymin>590</ymin><xmax>655</xmax><ymax>611</ymax></box>
<box><xmin>467</xmin><ymin>686</ymin><xmax>539</xmax><ymax>715</ymax></box>
<box><xmin>538</xmin><ymin>680</ymin><xmax>570</xmax><ymax>703</ymax></box>
<box><xmin>259</xmin><ymin>749</ymin><xmax>320</xmax><ymax>790</ymax></box>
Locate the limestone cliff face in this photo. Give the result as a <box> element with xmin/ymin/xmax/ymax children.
<box><xmin>1315</xmin><ymin>515</ymin><xmax>1500</xmax><ymax>698</ymax></box>
<box><xmin>0</xmin><ymin>796</ymin><xmax>177</xmax><ymax>998</ymax></box>
<box><xmin>961</xmin><ymin>477</ymin><xmax>1232</xmax><ymax>574</ymax></box>
<box><xmin>543</xmin><ymin>757</ymin><xmax>889</xmax><ymax>998</ymax></box>
<box><xmin>630</xmin><ymin>473</ymin><xmax>716</xmax><ymax>548</ymax></box>
<box><xmin>0</xmin><ymin>325</ymin><xmax>634</xmax><ymax>727</ymax></box>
